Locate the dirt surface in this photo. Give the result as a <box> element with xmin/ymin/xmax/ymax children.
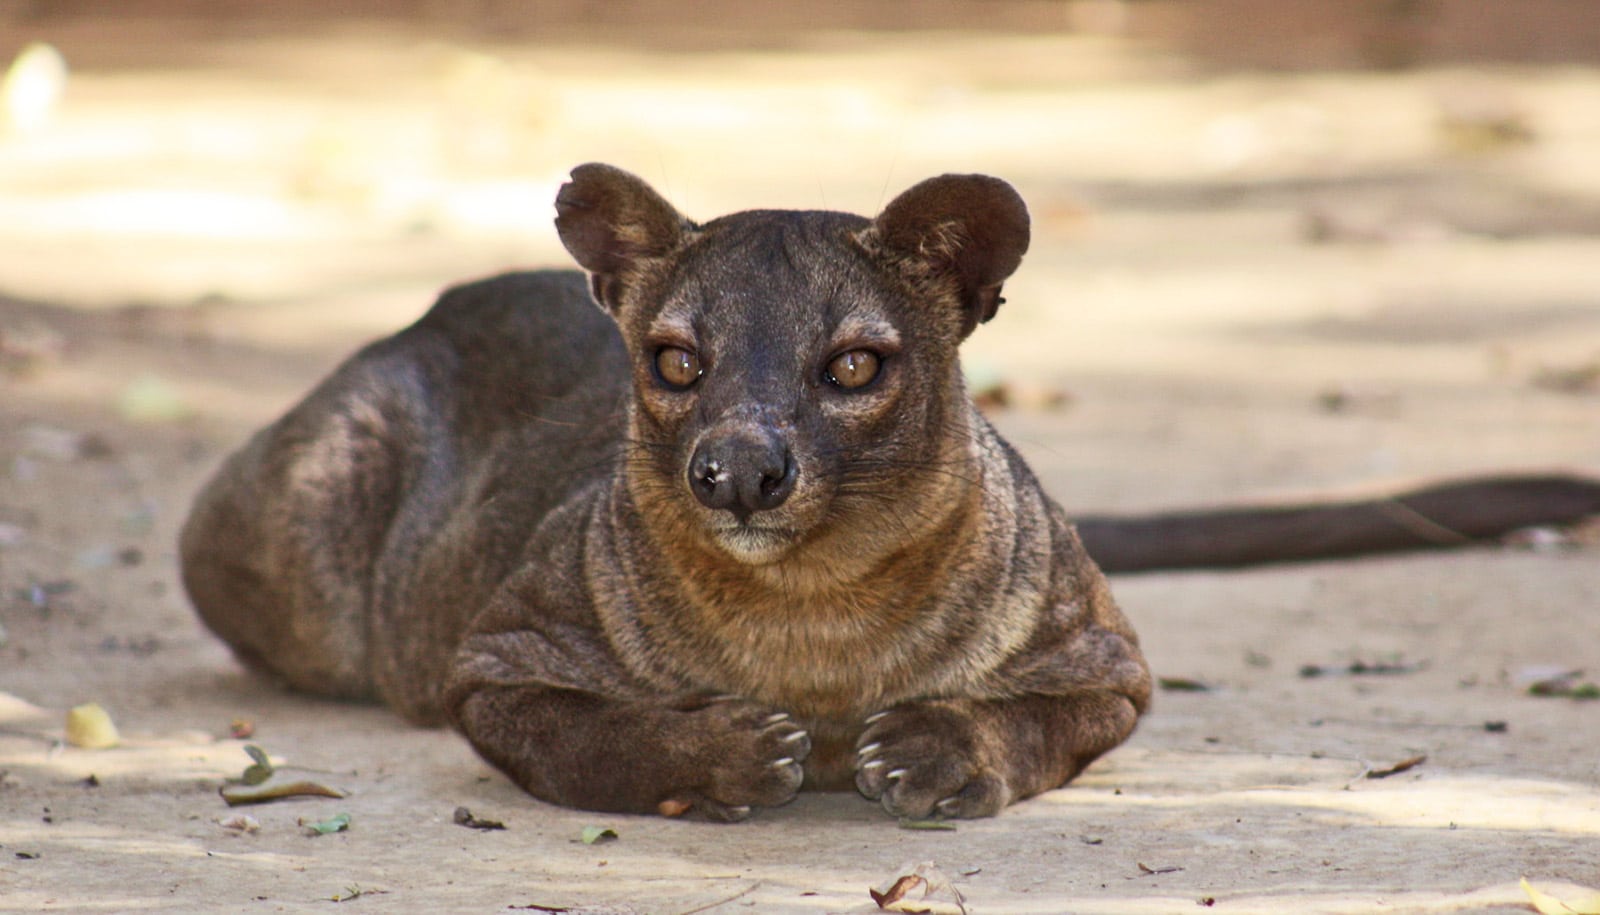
<box><xmin>2</xmin><ymin>18</ymin><xmax>1599</xmax><ymax>915</ymax></box>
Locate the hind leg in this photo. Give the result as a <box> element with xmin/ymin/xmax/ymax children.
<box><xmin>180</xmin><ymin>361</ymin><xmax>416</xmax><ymax>701</ymax></box>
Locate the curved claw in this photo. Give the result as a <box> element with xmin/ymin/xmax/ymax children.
<box><xmin>716</xmin><ymin>804</ymin><xmax>752</xmax><ymax>823</ymax></box>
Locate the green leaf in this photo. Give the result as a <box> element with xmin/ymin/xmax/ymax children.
<box><xmin>241</xmin><ymin>744</ymin><xmax>274</xmax><ymax>785</ymax></box>
<box><xmin>303</xmin><ymin>813</ymin><xmax>351</xmax><ymax>835</ymax></box>
<box><xmin>579</xmin><ymin>825</ymin><xmax>618</xmax><ymax>845</ymax></box>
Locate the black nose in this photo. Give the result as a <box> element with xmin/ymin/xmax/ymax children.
<box><xmin>688</xmin><ymin>430</ymin><xmax>797</xmax><ymax>521</ymax></box>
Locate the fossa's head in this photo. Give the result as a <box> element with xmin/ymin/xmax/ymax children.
<box><xmin>555</xmin><ymin>164</ymin><xmax>1029</xmax><ymax>567</ymax></box>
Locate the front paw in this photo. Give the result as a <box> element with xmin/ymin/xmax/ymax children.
<box><xmin>671</xmin><ymin>698</ymin><xmax>811</xmax><ymax>821</ymax></box>
<box><xmin>854</xmin><ymin>702</ymin><xmax>1011</xmax><ymax>820</ymax></box>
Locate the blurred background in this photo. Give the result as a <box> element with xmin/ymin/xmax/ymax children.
<box><xmin>3</xmin><ymin>0</ymin><xmax>1599</xmax><ymax>510</ymax></box>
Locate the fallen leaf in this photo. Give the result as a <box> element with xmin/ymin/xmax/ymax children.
<box><xmin>65</xmin><ymin>702</ymin><xmax>120</xmax><ymax>749</ymax></box>
<box><xmin>1137</xmin><ymin>862</ymin><xmax>1183</xmax><ymax>876</ymax></box>
<box><xmin>452</xmin><ymin>806</ymin><xmax>506</xmax><ymax>831</ymax></box>
<box><xmin>1366</xmin><ymin>754</ymin><xmax>1427</xmax><ymax>779</ymax></box>
<box><xmin>871</xmin><ymin>874</ymin><xmax>926</xmax><ymax>909</ymax></box>
<box><xmin>218</xmin><ymin>813</ymin><xmax>261</xmax><ymax>833</ymax></box>
<box><xmin>1527</xmin><ymin>672</ymin><xmax>1600</xmax><ymax>700</ymax></box>
<box><xmin>870</xmin><ymin>863</ymin><xmax>968</xmax><ymax>914</ymax></box>
<box><xmin>1158</xmin><ymin>677</ymin><xmax>1213</xmax><ymax>693</ymax></box>
<box><xmin>579</xmin><ymin>826</ymin><xmax>617</xmax><ymax>845</ymax></box>
<box><xmin>1522</xmin><ymin>877</ymin><xmax>1600</xmax><ymax>915</ymax></box>
<box><xmin>240</xmin><ymin>744</ymin><xmax>274</xmax><ymax>785</ymax></box>
<box><xmin>221</xmin><ymin>775</ymin><xmax>348</xmax><ymax>806</ymax></box>
<box><xmin>300</xmin><ymin>812</ymin><xmax>351</xmax><ymax>835</ymax></box>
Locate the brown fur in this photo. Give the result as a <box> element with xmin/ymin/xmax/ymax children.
<box><xmin>181</xmin><ymin>164</ymin><xmax>1598</xmax><ymax>822</ymax></box>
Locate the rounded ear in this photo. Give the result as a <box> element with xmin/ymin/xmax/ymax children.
<box><xmin>863</xmin><ymin>174</ymin><xmax>1030</xmax><ymax>337</ymax></box>
<box><xmin>554</xmin><ymin>163</ymin><xmax>694</xmax><ymax>312</ymax></box>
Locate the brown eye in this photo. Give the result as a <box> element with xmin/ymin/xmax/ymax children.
<box><xmin>825</xmin><ymin>350</ymin><xmax>881</xmax><ymax>390</ymax></box>
<box><xmin>654</xmin><ymin>346</ymin><xmax>701</xmax><ymax>390</ymax></box>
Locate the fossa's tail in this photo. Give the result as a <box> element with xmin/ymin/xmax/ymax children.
<box><xmin>1075</xmin><ymin>474</ymin><xmax>1600</xmax><ymax>573</ymax></box>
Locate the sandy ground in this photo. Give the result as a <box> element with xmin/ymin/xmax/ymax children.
<box><xmin>2</xmin><ymin>21</ymin><xmax>1599</xmax><ymax>915</ymax></box>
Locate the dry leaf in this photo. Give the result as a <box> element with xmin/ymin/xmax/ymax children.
<box><xmin>1523</xmin><ymin>878</ymin><xmax>1600</xmax><ymax>915</ymax></box>
<box><xmin>453</xmin><ymin>806</ymin><xmax>506</xmax><ymax>831</ymax></box>
<box><xmin>220</xmin><ymin>775</ymin><xmax>348</xmax><ymax>806</ymax></box>
<box><xmin>65</xmin><ymin>703</ymin><xmax>120</xmax><ymax>749</ymax></box>
<box><xmin>218</xmin><ymin>813</ymin><xmax>261</xmax><ymax>833</ymax></box>
<box><xmin>870</xmin><ymin>863</ymin><xmax>968</xmax><ymax>914</ymax></box>
<box><xmin>579</xmin><ymin>826</ymin><xmax>617</xmax><ymax>845</ymax></box>
<box><xmin>871</xmin><ymin>875</ymin><xmax>926</xmax><ymax>910</ymax></box>
<box><xmin>331</xmin><ymin>885</ymin><xmax>383</xmax><ymax>902</ymax></box>
<box><xmin>1367</xmin><ymin>755</ymin><xmax>1427</xmax><ymax>779</ymax></box>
